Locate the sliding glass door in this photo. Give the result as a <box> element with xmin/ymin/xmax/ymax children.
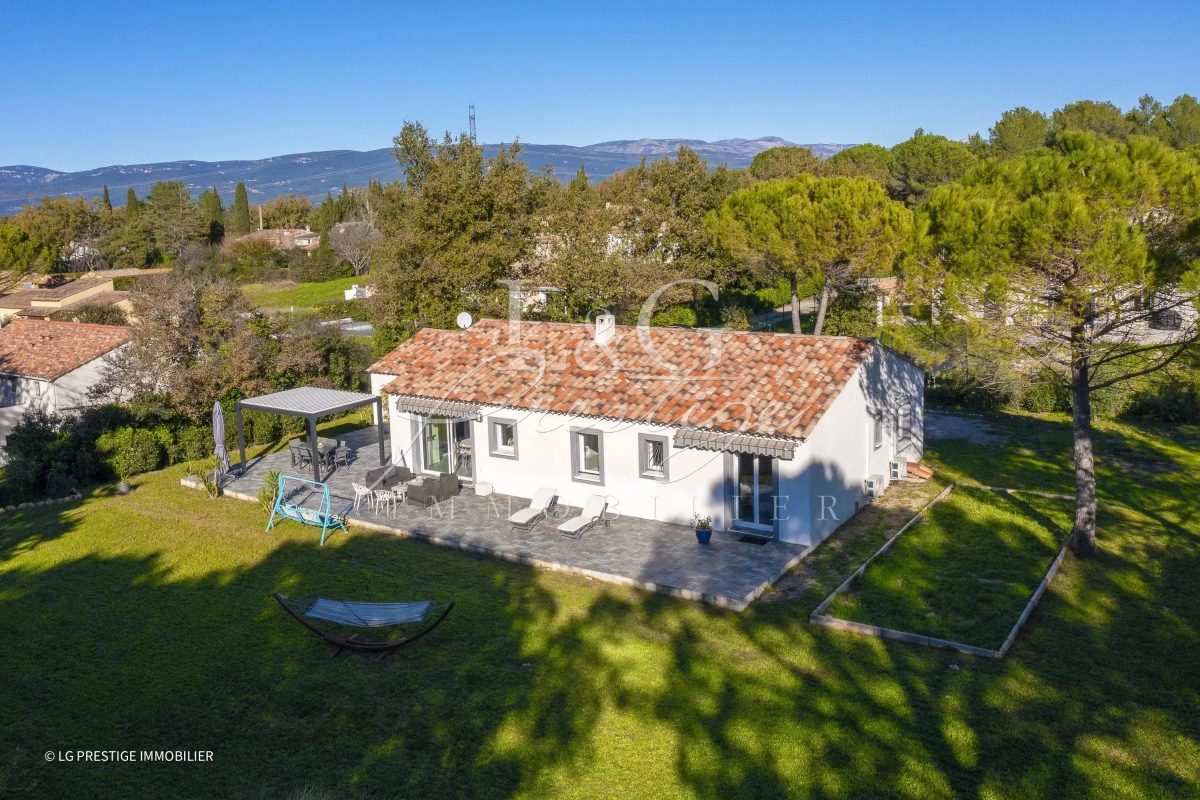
<box><xmin>733</xmin><ymin>454</ymin><xmax>775</xmax><ymax>532</ymax></box>
<box><xmin>422</xmin><ymin>418</ymin><xmax>452</xmax><ymax>473</ymax></box>
<box><xmin>420</xmin><ymin>416</ymin><xmax>474</xmax><ymax>479</ymax></box>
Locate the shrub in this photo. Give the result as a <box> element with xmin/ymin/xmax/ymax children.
<box><xmin>650</xmin><ymin>305</ymin><xmax>699</xmax><ymax>327</ymax></box>
<box><xmin>3</xmin><ymin>408</ymin><xmax>62</xmax><ymax>500</ymax></box>
<box><xmin>173</xmin><ymin>424</ymin><xmax>212</xmax><ymax>462</ymax></box>
<box><xmin>241</xmin><ymin>409</ymin><xmax>282</xmax><ymax>445</ymax></box>
<box><xmin>1016</xmin><ymin>371</ymin><xmax>1068</xmax><ymax>413</ymax></box>
<box><xmin>719</xmin><ymin>303</ymin><xmax>752</xmax><ymax>331</ymax></box>
<box><xmin>313</xmin><ymin>299</ymin><xmax>359</xmax><ymax>319</ymax></box>
<box><xmin>97</xmin><ymin>427</ymin><xmax>162</xmax><ymax>481</ymax></box>
<box><xmin>1127</xmin><ymin>374</ymin><xmax>1200</xmax><ymax>423</ymax></box>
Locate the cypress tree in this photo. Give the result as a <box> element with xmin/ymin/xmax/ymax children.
<box><xmin>125</xmin><ymin>187</ymin><xmax>140</xmax><ymax>218</ymax></box>
<box><xmin>227</xmin><ymin>182</ymin><xmax>252</xmax><ymax>235</ymax></box>
<box><xmin>198</xmin><ymin>186</ymin><xmax>225</xmax><ymax>242</ymax></box>
<box><xmin>316</xmin><ymin>192</ymin><xmax>337</xmax><ymax>232</ymax></box>
<box><xmin>100</xmin><ymin>185</ymin><xmax>112</xmax><ymax>211</ymax></box>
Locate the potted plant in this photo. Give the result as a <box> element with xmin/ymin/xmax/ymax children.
<box><xmin>693</xmin><ymin>513</ymin><xmax>713</xmax><ymax>544</ymax></box>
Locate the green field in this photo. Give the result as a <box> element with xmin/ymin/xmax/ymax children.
<box><xmin>827</xmin><ymin>487</ymin><xmax>1072</xmax><ymax>647</ymax></box>
<box><xmin>242</xmin><ymin>276</ymin><xmax>361</xmax><ymax>310</ymax></box>
<box><xmin>2</xmin><ymin>413</ymin><xmax>1198</xmax><ymax>799</ymax></box>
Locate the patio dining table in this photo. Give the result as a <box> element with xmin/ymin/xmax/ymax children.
<box><xmin>304</xmin><ymin>437</ymin><xmax>341</xmax><ymax>467</ymax></box>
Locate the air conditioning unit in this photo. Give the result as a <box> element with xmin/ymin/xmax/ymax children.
<box><xmin>890</xmin><ymin>460</ymin><xmax>907</xmax><ymax>481</ymax></box>
<box><xmin>865</xmin><ymin>474</ymin><xmax>886</xmax><ymax>498</ymax></box>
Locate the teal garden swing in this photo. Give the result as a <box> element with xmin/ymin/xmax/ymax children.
<box><xmin>266</xmin><ymin>474</ymin><xmax>350</xmax><ymax>545</ymax></box>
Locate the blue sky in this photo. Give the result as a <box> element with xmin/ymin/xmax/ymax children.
<box><xmin>2</xmin><ymin>0</ymin><xmax>1197</xmax><ymax>171</ymax></box>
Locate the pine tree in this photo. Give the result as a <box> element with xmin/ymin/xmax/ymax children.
<box><xmin>100</xmin><ymin>185</ymin><xmax>112</xmax><ymax>212</ymax></box>
<box><xmin>227</xmin><ymin>182</ymin><xmax>252</xmax><ymax>235</ymax></box>
<box><xmin>125</xmin><ymin>188</ymin><xmax>141</xmax><ymax>218</ymax></box>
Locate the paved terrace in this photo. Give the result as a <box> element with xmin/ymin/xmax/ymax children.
<box><xmin>204</xmin><ymin>427</ymin><xmax>809</xmax><ymax>610</ymax></box>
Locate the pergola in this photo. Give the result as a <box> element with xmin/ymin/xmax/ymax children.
<box><xmin>235</xmin><ymin>387</ymin><xmax>385</xmax><ymax>482</ymax></box>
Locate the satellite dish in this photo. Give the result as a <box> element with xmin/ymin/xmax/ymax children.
<box><xmin>456</xmin><ymin>312</ymin><xmax>474</xmax><ymax>330</ymax></box>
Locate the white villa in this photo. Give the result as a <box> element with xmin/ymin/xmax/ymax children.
<box><xmin>0</xmin><ymin>319</ymin><xmax>131</xmax><ymax>460</ymax></box>
<box><xmin>368</xmin><ymin>317</ymin><xmax>924</xmax><ymax>548</ymax></box>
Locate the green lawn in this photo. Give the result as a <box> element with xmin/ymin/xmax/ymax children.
<box><xmin>827</xmin><ymin>487</ymin><xmax>1073</xmax><ymax>648</ymax></box>
<box><xmin>2</xmin><ymin>413</ymin><xmax>1199</xmax><ymax>799</ymax></box>
<box><xmin>242</xmin><ymin>276</ymin><xmax>361</xmax><ymax>311</ymax></box>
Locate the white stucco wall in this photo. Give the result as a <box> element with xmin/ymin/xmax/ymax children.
<box><xmin>50</xmin><ymin>358</ymin><xmax>109</xmax><ymax>412</ymax></box>
<box><xmin>0</xmin><ymin>375</ymin><xmax>51</xmax><ymax>410</ymax></box>
<box><xmin>777</xmin><ymin>344</ymin><xmax>925</xmax><ymax>547</ymax></box>
<box><xmin>369</xmin><ymin>372</ymin><xmax>396</xmax><ymax>425</ymax></box>
<box><xmin>385</xmin><ymin>396</ymin><xmax>729</xmax><ymax>528</ymax></box>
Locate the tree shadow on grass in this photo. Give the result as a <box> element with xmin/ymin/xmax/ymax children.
<box><xmin>2</xmin><ymin>452</ymin><xmax>1199</xmax><ymax>799</ymax></box>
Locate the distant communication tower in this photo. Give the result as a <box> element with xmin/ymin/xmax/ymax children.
<box><xmin>468</xmin><ymin>104</ymin><xmax>477</xmax><ymax>144</ymax></box>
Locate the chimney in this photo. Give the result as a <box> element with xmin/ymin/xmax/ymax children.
<box><xmin>594</xmin><ymin>313</ymin><xmax>616</xmax><ymax>345</ymax></box>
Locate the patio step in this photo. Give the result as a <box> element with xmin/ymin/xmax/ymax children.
<box><xmin>906</xmin><ymin>461</ymin><xmax>934</xmax><ymax>480</ymax></box>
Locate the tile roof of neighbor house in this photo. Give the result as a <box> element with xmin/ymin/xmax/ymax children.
<box><xmin>369</xmin><ymin>319</ymin><xmax>874</xmax><ymax>440</ymax></box>
<box><xmin>0</xmin><ymin>319</ymin><xmax>131</xmax><ymax>381</ymax></box>
<box><xmin>16</xmin><ymin>291</ymin><xmax>132</xmax><ymax>319</ymax></box>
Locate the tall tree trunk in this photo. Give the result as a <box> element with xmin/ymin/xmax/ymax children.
<box><xmin>813</xmin><ymin>282</ymin><xmax>831</xmax><ymax>336</ymax></box>
<box><xmin>789</xmin><ymin>274</ymin><xmax>802</xmax><ymax>334</ymax></box>
<box><xmin>1069</xmin><ymin>323</ymin><xmax>1098</xmax><ymax>556</ymax></box>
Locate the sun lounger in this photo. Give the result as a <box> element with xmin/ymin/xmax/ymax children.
<box><xmin>557</xmin><ymin>494</ymin><xmax>609</xmax><ymax>539</ymax></box>
<box><xmin>509</xmin><ymin>487</ymin><xmax>557</xmax><ymax>530</ymax></box>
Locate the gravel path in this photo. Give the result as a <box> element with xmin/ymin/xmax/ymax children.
<box><xmin>926</xmin><ymin>411</ymin><xmax>1010</xmax><ymax>445</ymax></box>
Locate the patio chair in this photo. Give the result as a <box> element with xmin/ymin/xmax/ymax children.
<box><xmin>373</xmin><ymin>488</ymin><xmax>397</xmax><ymax>515</ymax></box>
<box><xmin>351</xmin><ymin>482</ymin><xmax>374</xmax><ymax>513</ymax></box>
<box><xmin>289</xmin><ymin>440</ymin><xmax>312</xmax><ymax>468</ymax></box>
<box><xmin>330</xmin><ymin>442</ymin><xmax>350</xmax><ymax>468</ymax></box>
<box><xmin>509</xmin><ymin>487</ymin><xmax>557</xmax><ymax>531</ymax></box>
<box><xmin>557</xmin><ymin>495</ymin><xmax>609</xmax><ymax>539</ymax></box>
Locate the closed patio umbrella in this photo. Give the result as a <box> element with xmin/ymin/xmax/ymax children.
<box><xmin>213</xmin><ymin>401</ymin><xmax>231</xmax><ymax>476</ymax></box>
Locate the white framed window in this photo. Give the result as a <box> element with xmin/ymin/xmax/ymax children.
<box><xmin>896</xmin><ymin>404</ymin><xmax>912</xmax><ymax>444</ymax></box>
<box><xmin>571</xmin><ymin>428</ymin><xmax>604</xmax><ymax>484</ymax></box>
<box><xmin>639</xmin><ymin>433</ymin><xmax>668</xmax><ymax>481</ymax></box>
<box><xmin>488</xmin><ymin>417</ymin><xmax>518</xmax><ymax>460</ymax></box>
<box><xmin>873</xmin><ymin>416</ymin><xmax>884</xmax><ymax>450</ymax></box>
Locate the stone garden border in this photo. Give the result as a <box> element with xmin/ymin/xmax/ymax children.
<box><xmin>0</xmin><ymin>490</ymin><xmax>85</xmax><ymax>515</ymax></box>
<box><xmin>809</xmin><ymin>484</ymin><xmax>1070</xmax><ymax>659</ymax></box>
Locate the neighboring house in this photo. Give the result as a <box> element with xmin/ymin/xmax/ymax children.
<box><xmin>0</xmin><ymin>276</ymin><xmax>132</xmax><ymax>323</ymax></box>
<box><xmin>369</xmin><ymin>317</ymin><xmax>924</xmax><ymax>547</ymax></box>
<box><xmin>0</xmin><ymin>319</ymin><xmax>131</xmax><ymax>461</ymax></box>
<box><xmin>227</xmin><ymin>227</ymin><xmax>321</xmax><ymax>252</ymax></box>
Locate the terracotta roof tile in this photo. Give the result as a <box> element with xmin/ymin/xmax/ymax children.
<box><xmin>370</xmin><ymin>320</ymin><xmax>873</xmax><ymax>440</ymax></box>
<box><xmin>0</xmin><ymin>318</ymin><xmax>131</xmax><ymax>381</ymax></box>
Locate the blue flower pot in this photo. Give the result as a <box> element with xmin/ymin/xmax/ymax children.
<box><xmin>695</xmin><ymin>528</ymin><xmax>712</xmax><ymax>544</ymax></box>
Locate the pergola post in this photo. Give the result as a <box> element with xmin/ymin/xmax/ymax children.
<box><xmin>375</xmin><ymin>397</ymin><xmax>386</xmax><ymax>465</ymax></box>
<box><xmin>306</xmin><ymin>415</ymin><xmax>321</xmax><ymax>482</ymax></box>
<box><xmin>235</xmin><ymin>403</ymin><xmax>246</xmax><ymax>473</ymax></box>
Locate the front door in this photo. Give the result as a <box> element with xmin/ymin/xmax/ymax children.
<box><xmin>733</xmin><ymin>454</ymin><xmax>775</xmax><ymax>533</ymax></box>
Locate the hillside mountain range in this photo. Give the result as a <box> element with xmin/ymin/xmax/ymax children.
<box><xmin>0</xmin><ymin>137</ymin><xmax>848</xmax><ymax>215</ymax></box>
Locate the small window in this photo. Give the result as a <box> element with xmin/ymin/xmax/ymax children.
<box><xmin>488</xmin><ymin>417</ymin><xmax>518</xmax><ymax>460</ymax></box>
<box><xmin>873</xmin><ymin>416</ymin><xmax>884</xmax><ymax>450</ymax></box>
<box><xmin>1149</xmin><ymin>309</ymin><xmax>1183</xmax><ymax>331</ymax></box>
<box><xmin>896</xmin><ymin>404</ymin><xmax>912</xmax><ymax>444</ymax></box>
<box><xmin>571</xmin><ymin>428</ymin><xmax>604</xmax><ymax>484</ymax></box>
<box><xmin>639</xmin><ymin>434</ymin><xmax>669</xmax><ymax>481</ymax></box>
